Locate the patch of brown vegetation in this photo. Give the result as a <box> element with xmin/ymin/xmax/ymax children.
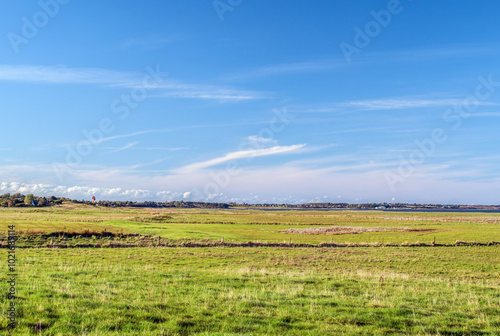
<box><xmin>280</xmin><ymin>226</ymin><xmax>434</xmax><ymax>235</ymax></box>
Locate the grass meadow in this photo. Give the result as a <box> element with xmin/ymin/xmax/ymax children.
<box><xmin>1</xmin><ymin>204</ymin><xmax>499</xmax><ymax>335</ymax></box>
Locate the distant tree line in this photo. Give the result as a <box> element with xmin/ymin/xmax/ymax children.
<box><xmin>249</xmin><ymin>202</ymin><xmax>463</xmax><ymax>209</ymax></box>
<box><xmin>0</xmin><ymin>193</ymin><xmax>492</xmax><ymax>210</ymax></box>
<box><xmin>73</xmin><ymin>199</ymin><xmax>230</xmax><ymax>209</ymax></box>
<box><xmin>0</xmin><ymin>193</ymin><xmax>66</xmax><ymax>207</ymax></box>
<box><xmin>0</xmin><ymin>194</ymin><xmax>230</xmax><ymax>209</ymax></box>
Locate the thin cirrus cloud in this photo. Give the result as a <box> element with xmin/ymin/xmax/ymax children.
<box><xmin>363</xmin><ymin>45</ymin><xmax>499</xmax><ymax>63</ymax></box>
<box><xmin>121</xmin><ymin>34</ymin><xmax>186</xmax><ymax>49</ymax></box>
<box><xmin>223</xmin><ymin>45</ymin><xmax>497</xmax><ymax>82</ymax></box>
<box><xmin>244</xmin><ymin>135</ymin><xmax>278</xmax><ymax>146</ymax></box>
<box><xmin>60</xmin><ymin>130</ymin><xmax>168</xmax><ymax>149</ymax></box>
<box><xmin>339</xmin><ymin>98</ymin><xmax>497</xmax><ymax>111</ymax></box>
<box><xmin>66</xmin><ymin>123</ymin><xmax>284</xmax><ymax>153</ymax></box>
<box><xmin>294</xmin><ymin>97</ymin><xmax>497</xmax><ymax>115</ymax></box>
<box><xmin>107</xmin><ymin>142</ymin><xmax>138</xmax><ymax>153</ymax></box>
<box><xmin>468</xmin><ymin>112</ymin><xmax>500</xmax><ymax>117</ymax></box>
<box><xmin>0</xmin><ymin>65</ymin><xmax>133</xmax><ymax>85</ymax></box>
<box><xmin>0</xmin><ymin>65</ymin><xmax>264</xmax><ymax>101</ymax></box>
<box><xmin>134</xmin><ymin>147</ymin><xmax>188</xmax><ymax>151</ymax></box>
<box><xmin>223</xmin><ymin>59</ymin><xmax>344</xmax><ymax>81</ymax></box>
<box><xmin>177</xmin><ymin>144</ymin><xmax>307</xmax><ymax>173</ymax></box>
<box><xmin>151</xmin><ymin>87</ymin><xmax>265</xmax><ymax>101</ymax></box>
<box><xmin>99</xmin><ymin>130</ymin><xmax>170</xmax><ymax>143</ymax></box>
<box><xmin>97</xmin><ymin>123</ymin><xmax>278</xmax><ymax>145</ymax></box>
<box><xmin>100</xmin><ymin>144</ymin><xmax>188</xmax><ymax>152</ymax></box>
<box><xmin>130</xmin><ymin>159</ymin><xmax>170</xmax><ymax>170</ymax></box>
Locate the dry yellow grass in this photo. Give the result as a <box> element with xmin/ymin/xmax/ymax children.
<box><xmin>280</xmin><ymin>226</ymin><xmax>434</xmax><ymax>235</ymax></box>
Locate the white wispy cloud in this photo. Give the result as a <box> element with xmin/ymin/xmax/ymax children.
<box><xmin>293</xmin><ymin>97</ymin><xmax>498</xmax><ymax>116</ymax></box>
<box><xmin>99</xmin><ymin>145</ymin><xmax>186</xmax><ymax>151</ymax></box>
<box><xmin>0</xmin><ymin>65</ymin><xmax>133</xmax><ymax>85</ymax></box>
<box><xmin>151</xmin><ymin>86</ymin><xmax>265</xmax><ymax>101</ymax></box>
<box><xmin>134</xmin><ymin>147</ymin><xmax>188</xmax><ymax>151</ymax></box>
<box><xmin>257</xmin><ymin>60</ymin><xmax>341</xmax><ymax>74</ymax></box>
<box><xmin>362</xmin><ymin>45</ymin><xmax>498</xmax><ymax>64</ymax></box>
<box><xmin>100</xmin><ymin>130</ymin><xmax>169</xmax><ymax>143</ymax></box>
<box><xmin>223</xmin><ymin>45</ymin><xmax>498</xmax><ymax>82</ymax></box>
<box><xmin>121</xmin><ymin>34</ymin><xmax>186</xmax><ymax>49</ymax></box>
<box><xmin>108</xmin><ymin>142</ymin><xmax>138</xmax><ymax>153</ymax></box>
<box><xmin>0</xmin><ymin>65</ymin><xmax>265</xmax><ymax>101</ymax></box>
<box><xmin>468</xmin><ymin>112</ymin><xmax>500</xmax><ymax>117</ymax></box>
<box><xmin>339</xmin><ymin>98</ymin><xmax>496</xmax><ymax>111</ymax></box>
<box><xmin>97</xmin><ymin>122</ymin><xmax>281</xmax><ymax>145</ymax></box>
<box><xmin>244</xmin><ymin>135</ymin><xmax>278</xmax><ymax>147</ymax></box>
<box><xmin>224</xmin><ymin>59</ymin><xmax>343</xmax><ymax>81</ymax></box>
<box><xmin>130</xmin><ymin>159</ymin><xmax>169</xmax><ymax>170</ymax></box>
<box><xmin>177</xmin><ymin>144</ymin><xmax>307</xmax><ymax>172</ymax></box>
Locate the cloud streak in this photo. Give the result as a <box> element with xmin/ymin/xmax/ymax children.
<box><xmin>177</xmin><ymin>144</ymin><xmax>307</xmax><ymax>172</ymax></box>
<box><xmin>340</xmin><ymin>98</ymin><xmax>497</xmax><ymax>111</ymax></box>
<box><xmin>224</xmin><ymin>59</ymin><xmax>343</xmax><ymax>81</ymax></box>
<box><xmin>0</xmin><ymin>65</ymin><xmax>264</xmax><ymax>101</ymax></box>
<box><xmin>293</xmin><ymin>97</ymin><xmax>498</xmax><ymax>116</ymax></box>
<box><xmin>223</xmin><ymin>45</ymin><xmax>499</xmax><ymax>82</ymax></box>
<box><xmin>108</xmin><ymin>142</ymin><xmax>138</xmax><ymax>153</ymax></box>
<box><xmin>121</xmin><ymin>34</ymin><xmax>186</xmax><ymax>49</ymax></box>
<box><xmin>99</xmin><ymin>130</ymin><xmax>169</xmax><ymax>143</ymax></box>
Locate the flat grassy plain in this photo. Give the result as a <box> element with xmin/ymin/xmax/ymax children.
<box><xmin>2</xmin><ymin>203</ymin><xmax>500</xmax><ymax>245</ymax></box>
<box><xmin>1</xmin><ymin>204</ymin><xmax>499</xmax><ymax>335</ymax></box>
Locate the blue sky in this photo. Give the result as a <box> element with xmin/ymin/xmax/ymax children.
<box><xmin>1</xmin><ymin>0</ymin><xmax>500</xmax><ymax>204</ymax></box>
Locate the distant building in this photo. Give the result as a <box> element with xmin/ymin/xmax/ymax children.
<box><xmin>92</xmin><ymin>196</ymin><xmax>96</xmax><ymax>203</ymax></box>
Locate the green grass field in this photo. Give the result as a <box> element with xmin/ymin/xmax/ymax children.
<box><xmin>2</xmin><ymin>204</ymin><xmax>500</xmax><ymax>245</ymax></box>
<box><xmin>1</xmin><ymin>204</ymin><xmax>499</xmax><ymax>335</ymax></box>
